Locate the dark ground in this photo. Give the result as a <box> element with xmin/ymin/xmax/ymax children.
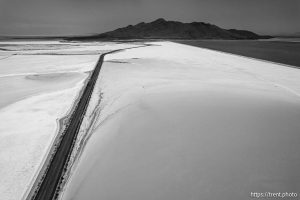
<box><xmin>175</xmin><ymin>40</ymin><xmax>300</xmax><ymax>68</ymax></box>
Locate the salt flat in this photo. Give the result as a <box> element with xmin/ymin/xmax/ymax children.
<box><xmin>1</xmin><ymin>41</ymin><xmax>299</xmax><ymax>200</ymax></box>
<box><xmin>0</xmin><ymin>41</ymin><xmax>139</xmax><ymax>200</ymax></box>
<box><xmin>61</xmin><ymin>42</ymin><xmax>300</xmax><ymax>200</ymax></box>
<box><xmin>0</xmin><ymin>72</ymin><xmax>86</xmax><ymax>109</ymax></box>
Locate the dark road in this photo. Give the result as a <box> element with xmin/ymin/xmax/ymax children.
<box><xmin>28</xmin><ymin>49</ymin><xmax>120</xmax><ymax>200</ymax></box>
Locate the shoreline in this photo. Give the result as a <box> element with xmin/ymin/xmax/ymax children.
<box><xmin>174</xmin><ymin>40</ymin><xmax>300</xmax><ymax>68</ymax></box>
<box><xmin>177</xmin><ymin>42</ymin><xmax>300</xmax><ymax>69</ymax></box>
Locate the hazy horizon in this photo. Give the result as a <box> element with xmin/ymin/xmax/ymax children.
<box><xmin>0</xmin><ymin>0</ymin><xmax>299</xmax><ymax>37</ymax></box>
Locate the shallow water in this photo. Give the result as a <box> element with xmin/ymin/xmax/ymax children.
<box><xmin>176</xmin><ymin>39</ymin><xmax>300</xmax><ymax>68</ymax></box>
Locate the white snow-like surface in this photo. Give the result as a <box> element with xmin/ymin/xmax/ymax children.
<box><xmin>0</xmin><ymin>40</ymin><xmax>140</xmax><ymax>200</ymax></box>
<box><xmin>0</xmin><ymin>41</ymin><xmax>97</xmax><ymax>200</ymax></box>
<box><xmin>61</xmin><ymin>42</ymin><xmax>300</xmax><ymax>200</ymax></box>
<box><xmin>0</xmin><ymin>83</ymin><xmax>84</xmax><ymax>200</ymax></box>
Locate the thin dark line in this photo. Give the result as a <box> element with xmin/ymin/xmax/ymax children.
<box><xmin>26</xmin><ymin>45</ymin><xmax>148</xmax><ymax>200</ymax></box>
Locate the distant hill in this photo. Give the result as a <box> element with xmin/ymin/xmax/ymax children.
<box><xmin>70</xmin><ymin>18</ymin><xmax>272</xmax><ymax>40</ymax></box>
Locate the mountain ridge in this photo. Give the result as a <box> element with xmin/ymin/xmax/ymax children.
<box><xmin>70</xmin><ymin>18</ymin><xmax>272</xmax><ymax>40</ymax></box>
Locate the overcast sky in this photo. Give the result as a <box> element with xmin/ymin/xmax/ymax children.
<box><xmin>0</xmin><ymin>0</ymin><xmax>299</xmax><ymax>36</ymax></box>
